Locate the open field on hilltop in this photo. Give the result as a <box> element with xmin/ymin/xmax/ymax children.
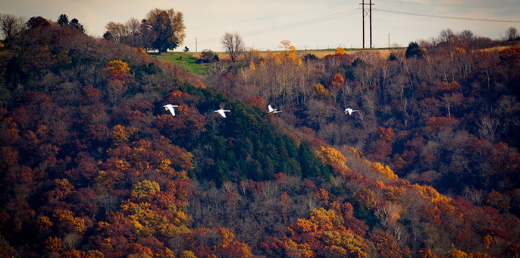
<box><xmin>293</xmin><ymin>47</ymin><xmax>405</xmax><ymax>58</ymax></box>
<box><xmin>154</xmin><ymin>43</ymin><xmax>518</xmax><ymax>74</ymax></box>
<box><xmin>152</xmin><ymin>47</ymin><xmax>406</xmax><ymax>74</ymax></box>
<box><xmin>149</xmin><ymin>52</ymin><xmax>208</xmax><ymax>75</ymax></box>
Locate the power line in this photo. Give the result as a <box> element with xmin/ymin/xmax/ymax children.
<box><xmin>240</xmin><ymin>9</ymin><xmax>360</xmax><ymax>37</ymax></box>
<box><xmin>186</xmin><ymin>9</ymin><xmax>361</xmax><ymax>46</ymax></box>
<box><xmin>376</xmin><ymin>8</ymin><xmax>520</xmax><ymax>23</ymax></box>
<box><xmin>188</xmin><ymin>2</ymin><xmax>359</xmax><ymax>30</ymax></box>
<box><xmin>380</xmin><ymin>0</ymin><xmax>508</xmax><ymax>9</ymax></box>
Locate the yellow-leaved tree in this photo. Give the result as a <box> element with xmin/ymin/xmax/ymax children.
<box><xmin>315</xmin><ymin>146</ymin><xmax>351</xmax><ymax>176</ymax></box>
<box><xmin>335</xmin><ymin>46</ymin><xmax>347</xmax><ymax>55</ymax></box>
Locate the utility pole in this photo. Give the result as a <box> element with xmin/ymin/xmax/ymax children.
<box><xmin>196</xmin><ymin>37</ymin><xmax>197</xmax><ymax>52</ymax></box>
<box><xmin>360</xmin><ymin>0</ymin><xmax>374</xmax><ymax>48</ymax></box>
<box><xmin>368</xmin><ymin>0</ymin><xmax>375</xmax><ymax>48</ymax></box>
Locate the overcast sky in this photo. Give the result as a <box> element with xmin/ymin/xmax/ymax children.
<box><xmin>2</xmin><ymin>0</ymin><xmax>519</xmax><ymax>51</ymax></box>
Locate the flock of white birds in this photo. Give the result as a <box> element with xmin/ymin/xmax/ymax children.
<box><xmin>163</xmin><ymin>104</ymin><xmax>359</xmax><ymax>118</ymax></box>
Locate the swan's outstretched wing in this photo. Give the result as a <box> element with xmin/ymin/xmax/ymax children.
<box><xmin>268</xmin><ymin>105</ymin><xmax>274</xmax><ymax>112</ymax></box>
<box><xmin>215</xmin><ymin>109</ymin><xmax>229</xmax><ymax>118</ymax></box>
<box><xmin>164</xmin><ymin>104</ymin><xmax>178</xmax><ymax>116</ymax></box>
<box><xmin>345</xmin><ymin>108</ymin><xmax>359</xmax><ymax>115</ymax></box>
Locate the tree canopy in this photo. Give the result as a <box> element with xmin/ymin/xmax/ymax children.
<box><xmin>145</xmin><ymin>8</ymin><xmax>186</xmax><ymax>53</ymax></box>
<box><xmin>1</xmin><ymin>11</ymin><xmax>520</xmax><ymax>258</ymax></box>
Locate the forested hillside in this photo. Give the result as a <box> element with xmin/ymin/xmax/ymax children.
<box><xmin>207</xmin><ymin>37</ymin><xmax>520</xmax><ymax>197</ymax></box>
<box><xmin>1</xmin><ymin>13</ymin><xmax>520</xmax><ymax>258</ymax></box>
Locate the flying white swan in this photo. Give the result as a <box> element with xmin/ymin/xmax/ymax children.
<box><xmin>163</xmin><ymin>104</ymin><xmax>179</xmax><ymax>116</ymax></box>
<box><xmin>215</xmin><ymin>109</ymin><xmax>230</xmax><ymax>118</ymax></box>
<box><xmin>344</xmin><ymin>108</ymin><xmax>359</xmax><ymax>115</ymax></box>
<box><xmin>268</xmin><ymin>105</ymin><xmax>282</xmax><ymax>114</ymax></box>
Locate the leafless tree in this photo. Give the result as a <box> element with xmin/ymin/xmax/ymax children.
<box><xmin>439</xmin><ymin>28</ymin><xmax>454</xmax><ymax>44</ymax></box>
<box><xmin>505</xmin><ymin>27</ymin><xmax>519</xmax><ymax>41</ymax></box>
<box><xmin>458</xmin><ymin>30</ymin><xmax>473</xmax><ymax>42</ymax></box>
<box><xmin>462</xmin><ymin>186</ymin><xmax>486</xmax><ymax>206</ymax></box>
<box><xmin>125</xmin><ymin>17</ymin><xmax>141</xmax><ymax>35</ymax></box>
<box><xmin>104</xmin><ymin>21</ymin><xmax>129</xmax><ymax>45</ymax></box>
<box><xmin>330</xmin><ymin>175</ymin><xmax>345</xmax><ymax>188</ymax></box>
<box><xmin>63</xmin><ymin>233</ymin><xmax>82</xmax><ymax>250</ymax></box>
<box><xmin>0</xmin><ymin>14</ymin><xmax>26</xmax><ymax>46</ymax></box>
<box><xmin>221</xmin><ymin>181</ymin><xmax>235</xmax><ymax>193</ymax></box>
<box><xmin>97</xmin><ymin>194</ymin><xmax>118</xmax><ymax>214</ymax></box>
<box><xmin>221</xmin><ymin>31</ymin><xmax>244</xmax><ymax>62</ymax></box>
<box><xmin>440</xmin><ymin>92</ymin><xmax>463</xmax><ymax>117</ymax></box>
<box><xmin>477</xmin><ymin>116</ymin><xmax>499</xmax><ymax>142</ymax></box>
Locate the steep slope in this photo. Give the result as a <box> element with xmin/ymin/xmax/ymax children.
<box><xmin>1</xmin><ymin>17</ymin><xmax>519</xmax><ymax>258</ymax></box>
<box><xmin>0</xmin><ymin>18</ymin><xmax>329</xmax><ymax>257</ymax></box>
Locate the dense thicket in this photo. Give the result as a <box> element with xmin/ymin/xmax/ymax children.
<box><xmin>1</xmin><ymin>14</ymin><xmax>520</xmax><ymax>258</ymax></box>
<box><xmin>0</xmin><ymin>16</ymin><xmax>331</xmax><ymax>257</ymax></box>
<box><xmin>206</xmin><ymin>36</ymin><xmax>520</xmax><ymax>198</ymax></box>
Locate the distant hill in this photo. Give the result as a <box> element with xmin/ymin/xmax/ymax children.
<box><xmin>1</xmin><ymin>15</ymin><xmax>519</xmax><ymax>258</ymax></box>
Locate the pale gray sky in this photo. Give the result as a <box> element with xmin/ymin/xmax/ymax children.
<box><xmin>1</xmin><ymin>0</ymin><xmax>519</xmax><ymax>51</ymax></box>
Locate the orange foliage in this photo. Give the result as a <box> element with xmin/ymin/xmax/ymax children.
<box><xmin>104</xmin><ymin>60</ymin><xmax>134</xmax><ymax>84</ymax></box>
<box><xmin>46</xmin><ymin>178</ymin><xmax>75</xmax><ymax>202</ymax></box>
<box><xmin>413</xmin><ymin>184</ymin><xmax>451</xmax><ymax>203</ymax></box>
<box><xmin>448</xmin><ymin>249</ymin><xmax>468</xmax><ymax>258</ymax></box>
<box><xmin>284</xmin><ymin>239</ymin><xmax>313</xmax><ymax>258</ymax></box>
<box><xmin>274</xmin><ymin>172</ymin><xmax>287</xmax><ymax>184</ymax></box>
<box><xmin>313</xmin><ymin>83</ymin><xmax>330</xmax><ymax>98</ymax></box>
<box><xmin>0</xmin><ymin>147</ymin><xmax>18</xmax><ymax>169</ymax></box>
<box><xmin>111</xmin><ymin>125</ymin><xmax>138</xmax><ymax>145</ymax></box>
<box><xmin>244</xmin><ymin>95</ymin><xmax>266</xmax><ymax>109</ymax></box>
<box><xmin>315</xmin><ymin>146</ymin><xmax>350</xmax><ymax>176</ymax></box>
<box><xmin>165</xmin><ymin>90</ymin><xmax>190</xmax><ymax>103</ymax></box>
<box><xmin>418</xmin><ymin>248</ymin><xmax>437</xmax><ymax>258</ymax></box>
<box><xmin>127</xmin><ymin>243</ymin><xmax>153</xmax><ymax>256</ymax></box>
<box><xmin>371</xmin><ymin>162</ymin><xmax>398</xmax><ymax>180</ymax></box>
<box><xmin>276</xmin><ymin>40</ymin><xmax>302</xmax><ymax>65</ymax></box>
<box><xmin>213</xmin><ymin>227</ymin><xmax>253</xmax><ymax>258</ymax></box>
<box><xmin>52</xmin><ymin>209</ymin><xmax>87</xmax><ymax>234</ymax></box>
<box><xmin>370</xmin><ymin>229</ymin><xmax>405</xmax><ymax>258</ymax></box>
<box><xmin>132</xmin><ymin>180</ymin><xmax>160</xmax><ymax>199</ymax></box>
<box><xmin>377</xmin><ymin>127</ymin><xmax>394</xmax><ymax>141</ymax></box>
<box><xmin>44</xmin><ymin>236</ymin><xmax>63</xmax><ymax>253</ymax></box>
<box><xmin>485</xmin><ymin>190</ymin><xmax>511</xmax><ymax>212</ymax></box>
<box><xmin>335</xmin><ymin>47</ymin><xmax>347</xmax><ymax>55</ymax></box>
<box><xmin>105</xmin><ymin>60</ymin><xmax>131</xmax><ymax>73</ymax></box>
<box><xmin>391</xmin><ymin>156</ymin><xmax>407</xmax><ymax>171</ymax></box>
<box><xmin>155</xmin><ymin>105</ymin><xmax>206</xmax><ymax>139</ymax></box>
<box><xmin>316</xmin><ymin>188</ymin><xmax>329</xmax><ymax>204</ymax></box>
<box><xmin>283</xmin><ymin>207</ymin><xmax>368</xmax><ymax>257</ymax></box>
<box><xmin>441</xmin><ymin>80</ymin><xmax>462</xmax><ymax>92</ymax></box>
<box><xmin>331</xmin><ymin>73</ymin><xmax>345</xmax><ymax>90</ymax></box>
<box><xmin>290</xmin><ymin>218</ymin><xmax>317</xmax><ymax>234</ymax></box>
<box><xmin>352</xmin><ymin>188</ymin><xmax>377</xmax><ymax>211</ymax></box>
<box><xmin>499</xmin><ymin>47</ymin><xmax>520</xmax><ymax>65</ymax></box>
<box><xmin>62</xmin><ymin>249</ymin><xmax>85</xmax><ymax>258</ymax></box>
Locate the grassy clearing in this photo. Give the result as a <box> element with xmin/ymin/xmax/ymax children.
<box><xmin>150</xmin><ymin>48</ymin><xmax>406</xmax><ymax>76</ymax></box>
<box><xmin>149</xmin><ymin>52</ymin><xmax>208</xmax><ymax>75</ymax></box>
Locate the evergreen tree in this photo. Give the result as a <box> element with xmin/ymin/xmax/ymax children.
<box><xmin>57</xmin><ymin>14</ymin><xmax>69</xmax><ymax>25</ymax></box>
<box><xmin>405</xmin><ymin>41</ymin><xmax>425</xmax><ymax>58</ymax></box>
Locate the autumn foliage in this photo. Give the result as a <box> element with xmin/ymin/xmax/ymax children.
<box><xmin>1</xmin><ymin>12</ymin><xmax>520</xmax><ymax>258</ymax></box>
